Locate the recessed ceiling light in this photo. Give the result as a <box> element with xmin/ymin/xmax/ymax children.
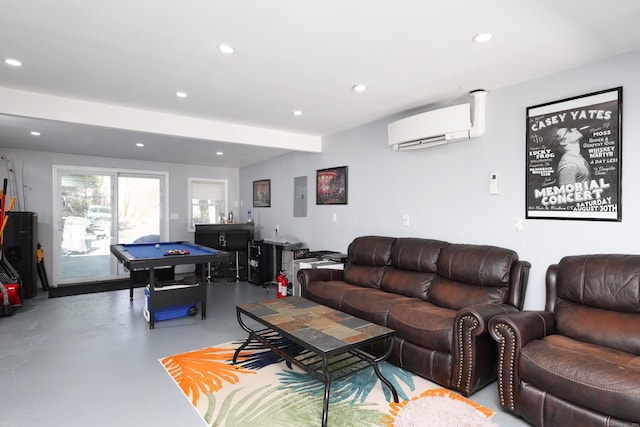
<box><xmin>216</xmin><ymin>151</ymin><xmax>223</xmax><ymax>156</ymax></box>
<box><xmin>4</xmin><ymin>58</ymin><xmax>22</xmax><ymax>67</ymax></box>
<box><xmin>218</xmin><ymin>44</ymin><xmax>235</xmax><ymax>54</ymax></box>
<box><xmin>176</xmin><ymin>91</ymin><xmax>188</xmax><ymax>98</ymax></box>
<box><xmin>136</xmin><ymin>143</ymin><xmax>144</xmax><ymax>147</ymax></box>
<box><xmin>30</xmin><ymin>131</ymin><xmax>40</xmax><ymax>136</ymax></box>
<box><xmin>352</xmin><ymin>83</ymin><xmax>367</xmax><ymax>92</ymax></box>
<box><xmin>292</xmin><ymin>110</ymin><xmax>302</xmax><ymax>116</ymax></box>
<box><xmin>472</xmin><ymin>33</ymin><xmax>493</xmax><ymax>43</ymax></box>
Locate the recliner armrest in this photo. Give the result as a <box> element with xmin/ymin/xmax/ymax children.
<box><xmin>456</xmin><ymin>303</ymin><xmax>519</xmax><ymax>336</ymax></box>
<box><xmin>488</xmin><ymin>311</ymin><xmax>556</xmax><ymax>413</ymax></box>
<box><xmin>453</xmin><ymin>303</ymin><xmax>519</xmax><ymax>395</ymax></box>
<box><xmin>297</xmin><ymin>268</ymin><xmax>345</xmax><ymax>296</ymax></box>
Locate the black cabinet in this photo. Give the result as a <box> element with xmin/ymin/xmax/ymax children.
<box><xmin>195</xmin><ymin>223</ymin><xmax>254</xmax><ymax>280</ymax></box>
<box><xmin>248</xmin><ymin>240</ymin><xmax>283</xmax><ymax>286</ymax></box>
<box><xmin>3</xmin><ymin>211</ymin><xmax>38</xmax><ymax>299</ymax></box>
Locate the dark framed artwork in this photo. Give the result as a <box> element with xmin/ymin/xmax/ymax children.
<box><xmin>316</xmin><ymin>166</ymin><xmax>348</xmax><ymax>205</ymax></box>
<box><xmin>252</xmin><ymin>179</ymin><xmax>271</xmax><ymax>207</ymax></box>
<box><xmin>525</xmin><ymin>87</ymin><xmax>622</xmax><ymax>221</ymax></box>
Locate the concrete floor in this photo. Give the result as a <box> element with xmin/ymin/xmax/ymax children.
<box><xmin>0</xmin><ymin>281</ymin><xmax>528</xmax><ymax>427</ymax></box>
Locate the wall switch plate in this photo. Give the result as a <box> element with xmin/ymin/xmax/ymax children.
<box><xmin>489</xmin><ymin>173</ymin><xmax>498</xmax><ymax>194</ymax></box>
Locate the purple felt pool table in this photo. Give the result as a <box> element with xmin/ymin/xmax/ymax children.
<box><xmin>110</xmin><ymin>241</ymin><xmax>228</xmax><ymax>328</ymax></box>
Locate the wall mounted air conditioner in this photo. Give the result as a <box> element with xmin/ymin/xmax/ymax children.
<box><xmin>387</xmin><ymin>90</ymin><xmax>487</xmax><ymax>151</ymax></box>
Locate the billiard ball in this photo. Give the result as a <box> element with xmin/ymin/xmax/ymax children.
<box><xmin>155</xmin><ymin>244</ymin><xmax>160</xmax><ymax>248</ymax></box>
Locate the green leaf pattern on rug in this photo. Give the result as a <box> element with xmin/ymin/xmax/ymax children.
<box><xmin>206</xmin><ymin>383</ymin><xmax>385</xmax><ymax>427</ymax></box>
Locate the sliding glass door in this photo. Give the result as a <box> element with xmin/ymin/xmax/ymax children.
<box><xmin>54</xmin><ymin>167</ymin><xmax>166</xmax><ymax>286</ymax></box>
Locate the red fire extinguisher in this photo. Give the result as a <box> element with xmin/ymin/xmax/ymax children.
<box><xmin>277</xmin><ymin>271</ymin><xmax>288</xmax><ymax>298</ymax></box>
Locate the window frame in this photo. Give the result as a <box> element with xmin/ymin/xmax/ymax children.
<box><xmin>188</xmin><ymin>177</ymin><xmax>228</xmax><ymax>232</ymax></box>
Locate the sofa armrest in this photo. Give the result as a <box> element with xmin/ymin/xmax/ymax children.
<box><xmin>297</xmin><ymin>268</ymin><xmax>345</xmax><ymax>296</ymax></box>
<box><xmin>453</xmin><ymin>303</ymin><xmax>519</xmax><ymax>395</ymax></box>
<box><xmin>488</xmin><ymin>311</ymin><xmax>556</xmax><ymax>413</ymax></box>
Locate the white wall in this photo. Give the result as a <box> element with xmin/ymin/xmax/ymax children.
<box><xmin>240</xmin><ymin>49</ymin><xmax>640</xmax><ymax>310</ymax></box>
<box><xmin>0</xmin><ymin>147</ymin><xmax>239</xmax><ymax>284</ymax></box>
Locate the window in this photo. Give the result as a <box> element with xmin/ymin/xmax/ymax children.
<box><xmin>188</xmin><ymin>178</ymin><xmax>228</xmax><ymax>231</ymax></box>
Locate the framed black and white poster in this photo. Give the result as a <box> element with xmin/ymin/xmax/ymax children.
<box><xmin>525</xmin><ymin>87</ymin><xmax>622</xmax><ymax>221</ymax></box>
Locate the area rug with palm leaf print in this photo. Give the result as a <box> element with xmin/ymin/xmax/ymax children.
<box><xmin>160</xmin><ymin>338</ymin><xmax>498</xmax><ymax>427</ymax></box>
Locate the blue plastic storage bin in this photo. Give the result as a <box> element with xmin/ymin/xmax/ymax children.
<box><xmin>144</xmin><ymin>288</ymin><xmax>196</xmax><ymax>322</ymax></box>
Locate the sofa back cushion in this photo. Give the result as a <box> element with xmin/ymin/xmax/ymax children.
<box><xmin>555</xmin><ymin>254</ymin><xmax>640</xmax><ymax>355</ymax></box>
<box><xmin>430</xmin><ymin>244</ymin><xmax>517</xmax><ymax>310</ymax></box>
<box><xmin>343</xmin><ymin>236</ymin><xmax>394</xmax><ymax>289</ymax></box>
<box><xmin>380</xmin><ymin>238</ymin><xmax>444</xmax><ymax>299</ymax></box>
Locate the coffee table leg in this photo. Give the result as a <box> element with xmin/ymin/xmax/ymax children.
<box><xmin>372</xmin><ymin>336</ymin><xmax>399</xmax><ymax>402</ymax></box>
<box><xmin>233</xmin><ymin>310</ymin><xmax>255</xmax><ymax>363</ymax></box>
<box><xmin>373</xmin><ymin>361</ymin><xmax>398</xmax><ymax>402</ymax></box>
<box><xmin>322</xmin><ymin>358</ymin><xmax>331</xmax><ymax>427</ymax></box>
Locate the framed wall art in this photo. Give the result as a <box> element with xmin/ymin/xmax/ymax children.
<box><xmin>252</xmin><ymin>179</ymin><xmax>271</xmax><ymax>207</ymax></box>
<box><xmin>316</xmin><ymin>166</ymin><xmax>348</xmax><ymax>205</ymax></box>
<box><xmin>525</xmin><ymin>87</ymin><xmax>622</xmax><ymax>221</ymax></box>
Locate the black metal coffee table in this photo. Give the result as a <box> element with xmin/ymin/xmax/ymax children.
<box><xmin>233</xmin><ymin>296</ymin><xmax>398</xmax><ymax>427</ymax></box>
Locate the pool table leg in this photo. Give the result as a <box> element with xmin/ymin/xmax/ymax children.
<box><xmin>200</xmin><ymin>264</ymin><xmax>207</xmax><ymax>320</ymax></box>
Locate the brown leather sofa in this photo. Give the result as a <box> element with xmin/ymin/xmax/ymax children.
<box><xmin>297</xmin><ymin>236</ymin><xmax>530</xmax><ymax>396</ymax></box>
<box><xmin>489</xmin><ymin>254</ymin><xmax>640</xmax><ymax>426</ymax></box>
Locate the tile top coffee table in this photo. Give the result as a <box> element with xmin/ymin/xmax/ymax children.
<box><xmin>233</xmin><ymin>296</ymin><xmax>398</xmax><ymax>427</ymax></box>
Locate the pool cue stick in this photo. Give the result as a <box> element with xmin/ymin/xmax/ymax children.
<box><xmin>7</xmin><ymin>196</ymin><xmax>15</xmax><ymax>213</ymax></box>
<box><xmin>0</xmin><ymin>178</ymin><xmax>7</xmax><ymax>226</ymax></box>
<box><xmin>0</xmin><ymin>196</ymin><xmax>16</xmax><ymax>239</ymax></box>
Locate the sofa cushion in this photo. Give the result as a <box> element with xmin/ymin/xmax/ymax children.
<box><xmin>389</xmin><ymin>238</ymin><xmax>444</xmax><ymax>272</ymax></box>
<box><xmin>380</xmin><ymin>268</ymin><xmax>435</xmax><ymax>300</ymax></box>
<box><xmin>348</xmin><ymin>236</ymin><xmax>395</xmax><ymax>266</ymax></box>
<box><xmin>387</xmin><ymin>299</ymin><xmax>456</xmax><ymax>353</ymax></box>
<box><xmin>556</xmin><ymin>254</ymin><xmax>640</xmax><ymax>313</ymax></box>
<box><xmin>555</xmin><ymin>299</ymin><xmax>640</xmax><ymax>355</ymax></box>
<box><xmin>429</xmin><ymin>244</ymin><xmax>515</xmax><ymax>309</ymax></box>
<box><xmin>430</xmin><ymin>276</ymin><xmax>507</xmax><ymax>311</ymax></box>
<box><xmin>340</xmin><ymin>288</ymin><xmax>414</xmax><ymax>325</ymax></box>
<box><xmin>343</xmin><ymin>264</ymin><xmax>390</xmax><ymax>289</ymax></box>
<box><xmin>303</xmin><ymin>280</ymin><xmax>355</xmax><ymax>310</ymax></box>
<box><xmin>520</xmin><ymin>334</ymin><xmax>640</xmax><ymax>423</ymax></box>
<box><xmin>555</xmin><ymin>254</ymin><xmax>640</xmax><ymax>354</ymax></box>
<box><xmin>437</xmin><ymin>243</ymin><xmax>517</xmax><ymax>286</ymax></box>
<box><xmin>377</xmin><ymin>238</ymin><xmax>443</xmax><ymax>298</ymax></box>
<box><xmin>342</xmin><ymin>236</ymin><xmax>395</xmax><ymax>289</ymax></box>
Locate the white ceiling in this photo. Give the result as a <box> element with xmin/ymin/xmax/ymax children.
<box><xmin>1</xmin><ymin>0</ymin><xmax>640</xmax><ymax>167</ymax></box>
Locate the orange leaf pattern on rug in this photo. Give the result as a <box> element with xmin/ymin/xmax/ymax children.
<box><xmin>160</xmin><ymin>345</ymin><xmax>255</xmax><ymax>405</ymax></box>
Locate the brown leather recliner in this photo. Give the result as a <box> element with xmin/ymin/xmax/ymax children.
<box><xmin>489</xmin><ymin>254</ymin><xmax>640</xmax><ymax>426</ymax></box>
<box><xmin>298</xmin><ymin>236</ymin><xmax>530</xmax><ymax>396</ymax></box>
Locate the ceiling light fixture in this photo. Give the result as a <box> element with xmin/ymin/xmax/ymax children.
<box><xmin>292</xmin><ymin>110</ymin><xmax>302</xmax><ymax>116</ymax></box>
<box><xmin>4</xmin><ymin>58</ymin><xmax>22</xmax><ymax>67</ymax></box>
<box><xmin>218</xmin><ymin>44</ymin><xmax>235</xmax><ymax>54</ymax></box>
<box><xmin>352</xmin><ymin>83</ymin><xmax>367</xmax><ymax>92</ymax></box>
<box><xmin>136</xmin><ymin>143</ymin><xmax>144</xmax><ymax>147</ymax></box>
<box><xmin>472</xmin><ymin>33</ymin><xmax>493</xmax><ymax>43</ymax></box>
<box><xmin>216</xmin><ymin>151</ymin><xmax>223</xmax><ymax>156</ymax></box>
<box><xmin>30</xmin><ymin>131</ymin><xmax>40</xmax><ymax>136</ymax></box>
<box><xmin>176</xmin><ymin>91</ymin><xmax>188</xmax><ymax>98</ymax></box>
